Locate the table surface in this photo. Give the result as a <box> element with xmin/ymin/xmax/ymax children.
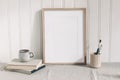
<box><xmin>0</xmin><ymin>63</ymin><xmax>120</xmax><ymax>80</ymax></box>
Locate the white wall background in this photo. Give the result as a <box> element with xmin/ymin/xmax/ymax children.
<box><xmin>0</xmin><ymin>0</ymin><xmax>119</xmax><ymax>63</ymax></box>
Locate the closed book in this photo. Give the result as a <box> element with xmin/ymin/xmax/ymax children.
<box><xmin>6</xmin><ymin>59</ymin><xmax>42</xmax><ymax>70</ymax></box>
<box><xmin>6</xmin><ymin>64</ymin><xmax>45</xmax><ymax>74</ymax></box>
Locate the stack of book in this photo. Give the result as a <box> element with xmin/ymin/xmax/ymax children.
<box><xmin>5</xmin><ymin>59</ymin><xmax>45</xmax><ymax>74</ymax></box>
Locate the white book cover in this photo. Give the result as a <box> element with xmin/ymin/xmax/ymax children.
<box><xmin>6</xmin><ymin>59</ymin><xmax>42</xmax><ymax>70</ymax></box>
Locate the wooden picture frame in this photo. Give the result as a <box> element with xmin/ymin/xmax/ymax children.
<box><xmin>42</xmin><ymin>8</ymin><xmax>86</xmax><ymax>64</ymax></box>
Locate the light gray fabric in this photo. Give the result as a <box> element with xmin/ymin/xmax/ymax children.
<box><xmin>47</xmin><ymin>65</ymin><xmax>91</xmax><ymax>80</ymax></box>
<box><xmin>95</xmin><ymin>63</ymin><xmax>120</xmax><ymax>80</ymax></box>
<box><xmin>0</xmin><ymin>63</ymin><xmax>120</xmax><ymax>80</ymax></box>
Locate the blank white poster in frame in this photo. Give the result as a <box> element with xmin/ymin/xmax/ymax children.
<box><xmin>42</xmin><ymin>8</ymin><xmax>86</xmax><ymax>64</ymax></box>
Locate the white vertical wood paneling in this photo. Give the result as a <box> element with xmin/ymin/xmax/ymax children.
<box><xmin>111</xmin><ymin>0</ymin><xmax>120</xmax><ymax>62</ymax></box>
<box><xmin>19</xmin><ymin>0</ymin><xmax>31</xmax><ymax>49</ymax></box>
<box><xmin>0</xmin><ymin>0</ymin><xmax>10</xmax><ymax>62</ymax></box>
<box><xmin>100</xmin><ymin>0</ymin><xmax>110</xmax><ymax>62</ymax></box>
<box><xmin>64</xmin><ymin>0</ymin><xmax>75</xmax><ymax>8</ymax></box>
<box><xmin>62</xmin><ymin>0</ymin><xmax>65</xmax><ymax>8</ymax></box>
<box><xmin>89</xmin><ymin>0</ymin><xmax>99</xmax><ymax>55</ymax></box>
<box><xmin>109</xmin><ymin>0</ymin><xmax>112</xmax><ymax>62</ymax></box>
<box><xmin>98</xmin><ymin>0</ymin><xmax>101</xmax><ymax>40</ymax></box>
<box><xmin>42</xmin><ymin>0</ymin><xmax>52</xmax><ymax>8</ymax></box>
<box><xmin>8</xmin><ymin>0</ymin><xmax>20</xmax><ymax>60</ymax></box>
<box><xmin>51</xmin><ymin>0</ymin><xmax>54</xmax><ymax>8</ymax></box>
<box><xmin>30</xmin><ymin>0</ymin><xmax>42</xmax><ymax>59</ymax></box>
<box><xmin>0</xmin><ymin>0</ymin><xmax>120</xmax><ymax>62</ymax></box>
<box><xmin>53</xmin><ymin>0</ymin><xmax>63</xmax><ymax>8</ymax></box>
<box><xmin>86</xmin><ymin>0</ymin><xmax>90</xmax><ymax>63</ymax></box>
<box><xmin>75</xmin><ymin>0</ymin><xmax>87</xmax><ymax>8</ymax></box>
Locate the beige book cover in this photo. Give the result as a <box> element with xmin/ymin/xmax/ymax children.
<box><xmin>6</xmin><ymin>59</ymin><xmax>42</xmax><ymax>70</ymax></box>
<box><xmin>5</xmin><ymin>64</ymin><xmax>45</xmax><ymax>74</ymax></box>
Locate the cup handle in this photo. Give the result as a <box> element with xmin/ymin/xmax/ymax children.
<box><xmin>29</xmin><ymin>52</ymin><xmax>34</xmax><ymax>58</ymax></box>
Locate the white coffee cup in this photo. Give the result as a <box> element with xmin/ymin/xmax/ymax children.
<box><xmin>19</xmin><ymin>49</ymin><xmax>34</xmax><ymax>62</ymax></box>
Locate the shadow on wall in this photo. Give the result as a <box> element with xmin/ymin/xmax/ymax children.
<box><xmin>30</xmin><ymin>10</ymin><xmax>43</xmax><ymax>59</ymax></box>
